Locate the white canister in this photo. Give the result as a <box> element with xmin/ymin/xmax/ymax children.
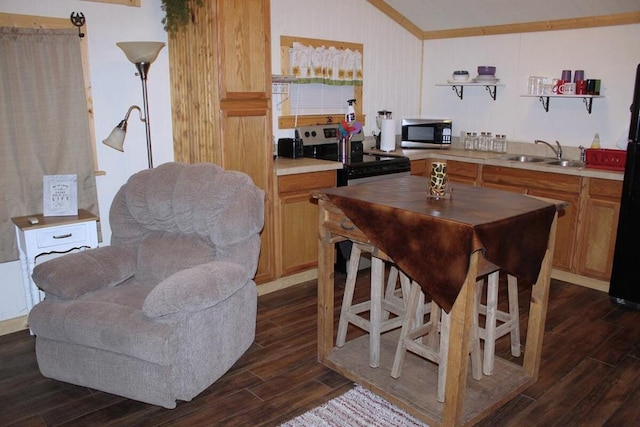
<box><xmin>380</xmin><ymin>118</ymin><xmax>396</xmax><ymax>152</ymax></box>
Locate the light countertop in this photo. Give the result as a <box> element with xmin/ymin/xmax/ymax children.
<box><xmin>275</xmin><ymin>147</ymin><xmax>624</xmax><ymax>181</ymax></box>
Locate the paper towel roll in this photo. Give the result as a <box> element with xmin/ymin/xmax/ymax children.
<box><xmin>380</xmin><ymin>118</ymin><xmax>395</xmax><ymax>152</ymax></box>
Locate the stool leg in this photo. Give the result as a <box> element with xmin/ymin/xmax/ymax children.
<box><xmin>369</xmin><ymin>256</ymin><xmax>384</xmax><ymax>368</ymax></box>
<box><xmin>470</xmin><ymin>284</ymin><xmax>482</xmax><ymax>381</ymax></box>
<box><xmin>482</xmin><ymin>271</ymin><xmax>499</xmax><ymax>375</ymax></box>
<box><xmin>382</xmin><ymin>265</ymin><xmax>399</xmax><ymax>321</ymax></box>
<box><xmin>425</xmin><ymin>298</ymin><xmax>440</xmax><ymax>350</ymax></box>
<box><xmin>507</xmin><ymin>274</ymin><xmax>521</xmax><ymax>357</ymax></box>
<box><xmin>336</xmin><ymin>245</ymin><xmax>362</xmax><ymax>347</ymax></box>
<box><xmin>391</xmin><ymin>281</ymin><xmax>421</xmax><ymax>378</ymax></box>
<box><xmin>437</xmin><ymin>310</ymin><xmax>451</xmax><ymax>403</ymax></box>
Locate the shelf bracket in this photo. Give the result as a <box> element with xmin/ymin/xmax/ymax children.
<box><xmin>485</xmin><ymin>85</ymin><xmax>497</xmax><ymax>100</ymax></box>
<box><xmin>451</xmin><ymin>85</ymin><xmax>463</xmax><ymax>100</ymax></box>
<box><xmin>538</xmin><ymin>96</ymin><xmax>550</xmax><ymax>112</ymax></box>
<box><xmin>583</xmin><ymin>97</ymin><xmax>593</xmax><ymax>114</ymax></box>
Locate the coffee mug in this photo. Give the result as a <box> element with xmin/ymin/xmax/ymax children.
<box><xmin>562</xmin><ymin>83</ymin><xmax>576</xmax><ymax>95</ymax></box>
<box><xmin>553</xmin><ymin>80</ymin><xmax>568</xmax><ymax>94</ymax></box>
<box><xmin>575</xmin><ymin>80</ymin><xmax>587</xmax><ymax>95</ymax></box>
<box><xmin>587</xmin><ymin>79</ymin><xmax>597</xmax><ymax>95</ymax></box>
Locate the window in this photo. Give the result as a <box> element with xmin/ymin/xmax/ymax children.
<box><xmin>0</xmin><ymin>13</ymin><xmax>99</xmax><ymax>262</ymax></box>
<box><xmin>278</xmin><ymin>36</ymin><xmax>365</xmax><ymax>129</ymax></box>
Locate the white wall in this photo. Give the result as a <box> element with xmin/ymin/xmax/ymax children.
<box><xmin>1</xmin><ymin>0</ymin><xmax>636</xmax><ymax>323</ymax></box>
<box><xmin>270</xmin><ymin>0</ymin><xmax>424</xmax><ymax>140</ymax></box>
<box><xmin>0</xmin><ymin>0</ymin><xmax>173</xmax><ymax>322</ymax></box>
<box><xmin>422</xmin><ymin>24</ymin><xmax>640</xmax><ymax>149</ymax></box>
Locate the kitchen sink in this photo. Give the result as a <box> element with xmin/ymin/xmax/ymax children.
<box><xmin>501</xmin><ymin>155</ymin><xmax>549</xmax><ymax>163</ymax></box>
<box><xmin>545</xmin><ymin>159</ymin><xmax>585</xmax><ymax>168</ymax></box>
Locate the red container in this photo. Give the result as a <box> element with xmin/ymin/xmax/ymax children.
<box><xmin>585</xmin><ymin>148</ymin><xmax>627</xmax><ymax>171</ymax></box>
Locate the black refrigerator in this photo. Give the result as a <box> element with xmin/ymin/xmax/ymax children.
<box><xmin>609</xmin><ymin>63</ymin><xmax>640</xmax><ymax>310</ymax></box>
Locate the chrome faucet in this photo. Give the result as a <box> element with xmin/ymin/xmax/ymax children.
<box><xmin>535</xmin><ymin>139</ymin><xmax>563</xmax><ymax>160</ymax></box>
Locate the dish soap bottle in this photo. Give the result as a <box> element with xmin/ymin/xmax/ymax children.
<box><xmin>590</xmin><ymin>133</ymin><xmax>601</xmax><ymax>149</ymax></box>
<box><xmin>345</xmin><ymin>99</ymin><xmax>356</xmax><ymax>124</ymax></box>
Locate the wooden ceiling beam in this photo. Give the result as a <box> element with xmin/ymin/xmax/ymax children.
<box><xmin>366</xmin><ymin>1</ymin><xmax>640</xmax><ymax>40</ymax></box>
<box><xmin>421</xmin><ymin>12</ymin><xmax>640</xmax><ymax>40</ymax></box>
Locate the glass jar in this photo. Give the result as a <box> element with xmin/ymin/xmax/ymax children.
<box><xmin>485</xmin><ymin>132</ymin><xmax>494</xmax><ymax>152</ymax></box>
<box><xmin>463</xmin><ymin>132</ymin><xmax>473</xmax><ymax>150</ymax></box>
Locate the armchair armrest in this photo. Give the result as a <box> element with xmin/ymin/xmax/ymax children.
<box><xmin>143</xmin><ymin>261</ymin><xmax>250</xmax><ymax>318</ymax></box>
<box><xmin>32</xmin><ymin>246</ymin><xmax>136</xmax><ymax>300</ymax></box>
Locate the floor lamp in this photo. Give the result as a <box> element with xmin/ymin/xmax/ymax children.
<box><xmin>103</xmin><ymin>41</ymin><xmax>165</xmax><ymax>168</ymax></box>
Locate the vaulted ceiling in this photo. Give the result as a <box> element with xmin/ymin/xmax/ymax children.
<box><xmin>367</xmin><ymin>0</ymin><xmax>640</xmax><ymax>39</ymax></box>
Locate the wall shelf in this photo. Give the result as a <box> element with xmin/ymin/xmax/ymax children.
<box><xmin>521</xmin><ymin>94</ymin><xmax>604</xmax><ymax>114</ymax></box>
<box><xmin>436</xmin><ymin>82</ymin><xmax>505</xmax><ymax>100</ymax></box>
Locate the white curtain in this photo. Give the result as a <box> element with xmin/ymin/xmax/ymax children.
<box><xmin>0</xmin><ymin>27</ymin><xmax>99</xmax><ymax>262</ymax></box>
<box><xmin>289</xmin><ymin>42</ymin><xmax>363</xmax><ymax>86</ymax></box>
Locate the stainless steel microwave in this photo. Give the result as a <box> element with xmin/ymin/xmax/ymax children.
<box><xmin>401</xmin><ymin>118</ymin><xmax>452</xmax><ymax>149</ymax></box>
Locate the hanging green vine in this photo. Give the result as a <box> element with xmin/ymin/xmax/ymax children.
<box><xmin>161</xmin><ymin>0</ymin><xmax>202</xmax><ymax>33</ymax></box>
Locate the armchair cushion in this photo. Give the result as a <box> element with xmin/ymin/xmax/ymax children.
<box><xmin>134</xmin><ymin>233</ymin><xmax>216</xmax><ymax>285</ymax></box>
<box><xmin>143</xmin><ymin>261</ymin><xmax>250</xmax><ymax>317</ymax></box>
<box><xmin>32</xmin><ymin>246</ymin><xmax>136</xmax><ymax>299</ymax></box>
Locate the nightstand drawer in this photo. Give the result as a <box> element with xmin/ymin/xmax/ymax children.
<box><xmin>36</xmin><ymin>224</ymin><xmax>88</xmax><ymax>249</ymax></box>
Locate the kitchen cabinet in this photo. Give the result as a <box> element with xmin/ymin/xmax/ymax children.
<box><xmin>167</xmin><ymin>0</ymin><xmax>275</xmax><ymax>283</ymax></box>
<box><xmin>574</xmin><ymin>178</ymin><xmax>622</xmax><ymax>280</ymax></box>
<box><xmin>482</xmin><ymin>166</ymin><xmax>581</xmax><ymax>272</ymax></box>
<box><xmin>276</xmin><ymin>170</ymin><xmax>336</xmax><ymax>276</ymax></box>
<box><xmin>411</xmin><ymin>159</ymin><xmax>480</xmax><ymax>185</ymax></box>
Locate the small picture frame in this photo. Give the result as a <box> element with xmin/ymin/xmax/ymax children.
<box><xmin>43</xmin><ymin>174</ymin><xmax>78</xmax><ymax>216</ymax></box>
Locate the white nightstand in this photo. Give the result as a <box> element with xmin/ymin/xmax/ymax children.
<box><xmin>12</xmin><ymin>209</ymin><xmax>99</xmax><ymax>313</ymax></box>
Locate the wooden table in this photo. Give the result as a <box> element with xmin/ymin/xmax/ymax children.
<box><xmin>314</xmin><ymin>176</ymin><xmax>562</xmax><ymax>427</ymax></box>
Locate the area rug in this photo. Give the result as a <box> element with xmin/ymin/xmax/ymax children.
<box><xmin>280</xmin><ymin>385</ymin><xmax>430</xmax><ymax>426</ymax></box>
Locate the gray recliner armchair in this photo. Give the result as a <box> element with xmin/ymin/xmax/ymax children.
<box><xmin>28</xmin><ymin>162</ymin><xmax>265</xmax><ymax>409</ymax></box>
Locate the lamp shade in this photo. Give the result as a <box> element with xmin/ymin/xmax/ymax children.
<box><xmin>102</xmin><ymin>126</ymin><xmax>126</xmax><ymax>151</ymax></box>
<box><xmin>116</xmin><ymin>41</ymin><xmax>165</xmax><ymax>64</ymax></box>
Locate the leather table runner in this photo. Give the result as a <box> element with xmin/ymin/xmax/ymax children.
<box><xmin>323</xmin><ymin>176</ymin><xmax>556</xmax><ymax>312</ymax></box>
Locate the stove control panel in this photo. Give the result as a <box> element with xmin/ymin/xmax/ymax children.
<box><xmin>295</xmin><ymin>124</ymin><xmax>364</xmax><ymax>146</ymax></box>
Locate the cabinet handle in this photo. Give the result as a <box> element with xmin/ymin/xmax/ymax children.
<box><xmin>53</xmin><ymin>233</ymin><xmax>72</xmax><ymax>239</ymax></box>
<box><xmin>340</xmin><ymin>218</ymin><xmax>355</xmax><ymax>230</ymax></box>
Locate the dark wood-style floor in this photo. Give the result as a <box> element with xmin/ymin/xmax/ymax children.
<box><xmin>1</xmin><ymin>270</ymin><xmax>640</xmax><ymax>426</ymax></box>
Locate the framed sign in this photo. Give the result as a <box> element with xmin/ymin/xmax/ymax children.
<box><xmin>43</xmin><ymin>174</ymin><xmax>78</xmax><ymax>216</ymax></box>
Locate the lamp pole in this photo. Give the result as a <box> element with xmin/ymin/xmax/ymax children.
<box><xmin>134</xmin><ymin>61</ymin><xmax>153</xmax><ymax>169</ymax></box>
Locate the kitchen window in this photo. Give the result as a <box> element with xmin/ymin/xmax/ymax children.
<box><xmin>278</xmin><ymin>36</ymin><xmax>364</xmax><ymax>128</ymax></box>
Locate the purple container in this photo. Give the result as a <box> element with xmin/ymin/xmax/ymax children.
<box><xmin>574</xmin><ymin>70</ymin><xmax>584</xmax><ymax>82</ymax></box>
<box><xmin>561</xmin><ymin>70</ymin><xmax>572</xmax><ymax>81</ymax></box>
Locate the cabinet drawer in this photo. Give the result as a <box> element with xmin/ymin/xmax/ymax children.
<box><xmin>278</xmin><ymin>170</ymin><xmax>336</xmax><ymax>194</ymax></box>
<box><xmin>588</xmin><ymin>178</ymin><xmax>623</xmax><ymax>200</ymax></box>
<box><xmin>482</xmin><ymin>165</ymin><xmax>582</xmax><ymax>193</ymax></box>
<box><xmin>323</xmin><ymin>205</ymin><xmax>369</xmax><ymax>243</ymax></box>
<box><xmin>445</xmin><ymin>160</ymin><xmax>478</xmax><ymax>179</ymax></box>
<box><xmin>36</xmin><ymin>224</ymin><xmax>88</xmax><ymax>249</ymax></box>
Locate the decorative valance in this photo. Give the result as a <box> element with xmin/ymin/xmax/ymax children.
<box><xmin>289</xmin><ymin>42</ymin><xmax>363</xmax><ymax>86</ymax></box>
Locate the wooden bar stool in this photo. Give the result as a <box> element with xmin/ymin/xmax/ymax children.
<box><xmin>390</xmin><ymin>278</ymin><xmax>483</xmax><ymax>403</ymax></box>
<box><xmin>336</xmin><ymin>243</ymin><xmax>421</xmax><ymax>368</ymax></box>
<box><xmin>476</xmin><ymin>272</ymin><xmax>521</xmax><ymax>375</ymax></box>
<box><xmin>390</xmin><ymin>261</ymin><xmax>522</xmax><ymax>401</ymax></box>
